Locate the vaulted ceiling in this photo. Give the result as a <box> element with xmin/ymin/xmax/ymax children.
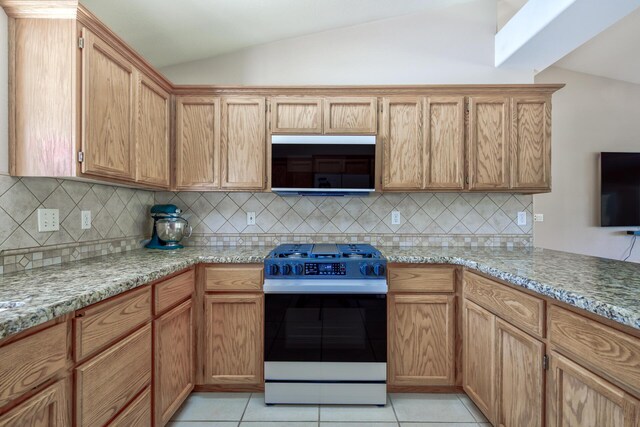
<box><xmin>81</xmin><ymin>0</ymin><xmax>473</xmax><ymax>68</ymax></box>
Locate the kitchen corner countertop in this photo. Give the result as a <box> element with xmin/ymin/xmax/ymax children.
<box><xmin>0</xmin><ymin>246</ymin><xmax>639</xmax><ymax>340</ymax></box>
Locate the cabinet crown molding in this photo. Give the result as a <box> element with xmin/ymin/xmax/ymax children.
<box><xmin>0</xmin><ymin>0</ymin><xmax>78</xmax><ymax>18</ymax></box>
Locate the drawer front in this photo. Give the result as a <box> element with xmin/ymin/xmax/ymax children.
<box><xmin>76</xmin><ymin>323</ymin><xmax>151</xmax><ymax>427</ymax></box>
<box><xmin>75</xmin><ymin>287</ymin><xmax>151</xmax><ymax>361</ymax></box>
<box><xmin>0</xmin><ymin>379</ymin><xmax>69</xmax><ymax>427</ymax></box>
<box><xmin>0</xmin><ymin>322</ymin><xmax>68</xmax><ymax>407</ymax></box>
<box><xmin>108</xmin><ymin>387</ymin><xmax>151</xmax><ymax>427</ymax></box>
<box><xmin>155</xmin><ymin>270</ymin><xmax>195</xmax><ymax>314</ymax></box>
<box><xmin>389</xmin><ymin>266</ymin><xmax>456</xmax><ymax>293</ymax></box>
<box><xmin>205</xmin><ymin>264</ymin><xmax>263</xmax><ymax>292</ymax></box>
<box><xmin>550</xmin><ymin>306</ymin><xmax>640</xmax><ymax>397</ymax></box>
<box><xmin>464</xmin><ymin>272</ymin><xmax>544</xmax><ymax>338</ymax></box>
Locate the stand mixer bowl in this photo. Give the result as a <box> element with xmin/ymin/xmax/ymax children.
<box><xmin>155</xmin><ymin>217</ymin><xmax>192</xmax><ymax>247</ymax></box>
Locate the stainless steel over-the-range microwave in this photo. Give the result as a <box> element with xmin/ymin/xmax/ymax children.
<box><xmin>270</xmin><ymin>135</ymin><xmax>376</xmax><ymax>195</ymax></box>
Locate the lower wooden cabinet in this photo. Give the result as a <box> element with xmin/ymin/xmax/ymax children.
<box><xmin>548</xmin><ymin>352</ymin><xmax>640</xmax><ymax>427</ymax></box>
<box><xmin>463</xmin><ymin>298</ymin><xmax>545</xmax><ymax>427</ymax></box>
<box><xmin>495</xmin><ymin>319</ymin><xmax>544</xmax><ymax>427</ymax></box>
<box><xmin>388</xmin><ymin>294</ymin><xmax>455</xmax><ymax>386</ymax></box>
<box><xmin>463</xmin><ymin>299</ymin><xmax>496</xmax><ymax>421</ymax></box>
<box><xmin>203</xmin><ymin>293</ymin><xmax>263</xmax><ymax>385</ymax></box>
<box><xmin>154</xmin><ymin>299</ymin><xmax>194</xmax><ymax>426</ymax></box>
<box><xmin>0</xmin><ymin>380</ymin><xmax>69</xmax><ymax>427</ymax></box>
<box><xmin>108</xmin><ymin>387</ymin><xmax>151</xmax><ymax>427</ymax></box>
<box><xmin>75</xmin><ymin>323</ymin><xmax>152</xmax><ymax>427</ymax></box>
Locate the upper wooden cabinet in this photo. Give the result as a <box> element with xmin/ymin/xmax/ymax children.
<box><xmin>270</xmin><ymin>96</ymin><xmax>377</xmax><ymax>134</ymax></box>
<box><xmin>468</xmin><ymin>96</ymin><xmax>510</xmax><ymax>190</ymax></box>
<box><xmin>136</xmin><ymin>73</ymin><xmax>171</xmax><ymax>187</ymax></box>
<box><xmin>424</xmin><ymin>96</ymin><xmax>465</xmax><ymax>189</ymax></box>
<box><xmin>175</xmin><ymin>97</ymin><xmax>220</xmax><ymax>190</ymax></box>
<box><xmin>323</xmin><ymin>97</ymin><xmax>377</xmax><ymax>134</ymax></box>
<box><xmin>4</xmin><ymin>14</ymin><xmax>173</xmax><ymax>189</ymax></box>
<box><xmin>81</xmin><ymin>28</ymin><xmax>136</xmax><ymax>181</ymax></box>
<box><xmin>221</xmin><ymin>97</ymin><xmax>267</xmax><ymax>190</ymax></box>
<box><xmin>270</xmin><ymin>97</ymin><xmax>322</xmax><ymax>134</ymax></box>
<box><xmin>381</xmin><ymin>97</ymin><xmax>423</xmax><ymax>190</ymax></box>
<box><xmin>510</xmin><ymin>96</ymin><xmax>551</xmax><ymax>190</ymax></box>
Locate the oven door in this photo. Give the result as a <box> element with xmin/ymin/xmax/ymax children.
<box><xmin>264</xmin><ymin>293</ymin><xmax>387</xmax><ymax>363</ymax></box>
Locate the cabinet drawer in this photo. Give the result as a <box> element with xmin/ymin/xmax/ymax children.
<box><xmin>154</xmin><ymin>270</ymin><xmax>194</xmax><ymax>314</ymax></box>
<box><xmin>74</xmin><ymin>287</ymin><xmax>151</xmax><ymax>361</ymax></box>
<box><xmin>550</xmin><ymin>306</ymin><xmax>640</xmax><ymax>397</ymax></box>
<box><xmin>205</xmin><ymin>264</ymin><xmax>263</xmax><ymax>292</ymax></box>
<box><xmin>0</xmin><ymin>379</ymin><xmax>69</xmax><ymax>427</ymax></box>
<box><xmin>108</xmin><ymin>387</ymin><xmax>151</xmax><ymax>427</ymax></box>
<box><xmin>389</xmin><ymin>266</ymin><xmax>456</xmax><ymax>293</ymax></box>
<box><xmin>0</xmin><ymin>322</ymin><xmax>68</xmax><ymax>407</ymax></box>
<box><xmin>464</xmin><ymin>272</ymin><xmax>544</xmax><ymax>338</ymax></box>
<box><xmin>75</xmin><ymin>323</ymin><xmax>151</xmax><ymax>427</ymax></box>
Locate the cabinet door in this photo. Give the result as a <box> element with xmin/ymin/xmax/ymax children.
<box><xmin>468</xmin><ymin>96</ymin><xmax>510</xmax><ymax>190</ymax></box>
<box><xmin>81</xmin><ymin>28</ymin><xmax>136</xmax><ymax>180</ymax></box>
<box><xmin>154</xmin><ymin>299</ymin><xmax>194</xmax><ymax>426</ymax></box>
<box><xmin>389</xmin><ymin>294</ymin><xmax>455</xmax><ymax>386</ymax></box>
<box><xmin>204</xmin><ymin>293</ymin><xmax>263</xmax><ymax>385</ymax></box>
<box><xmin>220</xmin><ymin>97</ymin><xmax>266</xmax><ymax>189</ymax></box>
<box><xmin>136</xmin><ymin>74</ymin><xmax>170</xmax><ymax>188</ymax></box>
<box><xmin>495</xmin><ymin>319</ymin><xmax>544</xmax><ymax>427</ymax></box>
<box><xmin>271</xmin><ymin>97</ymin><xmax>322</xmax><ymax>134</ymax></box>
<box><xmin>323</xmin><ymin>97</ymin><xmax>377</xmax><ymax>134</ymax></box>
<box><xmin>0</xmin><ymin>380</ymin><xmax>69</xmax><ymax>427</ymax></box>
<box><xmin>510</xmin><ymin>96</ymin><xmax>551</xmax><ymax>190</ymax></box>
<box><xmin>175</xmin><ymin>97</ymin><xmax>220</xmax><ymax>190</ymax></box>
<box><xmin>463</xmin><ymin>299</ymin><xmax>496</xmax><ymax>423</ymax></box>
<box><xmin>548</xmin><ymin>353</ymin><xmax>640</xmax><ymax>427</ymax></box>
<box><xmin>381</xmin><ymin>97</ymin><xmax>423</xmax><ymax>190</ymax></box>
<box><xmin>424</xmin><ymin>96</ymin><xmax>465</xmax><ymax>189</ymax></box>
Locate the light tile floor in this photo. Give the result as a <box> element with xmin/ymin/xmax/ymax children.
<box><xmin>169</xmin><ymin>392</ymin><xmax>492</xmax><ymax>426</ymax></box>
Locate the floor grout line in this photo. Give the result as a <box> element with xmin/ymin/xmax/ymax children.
<box><xmin>237</xmin><ymin>392</ymin><xmax>253</xmax><ymax>424</ymax></box>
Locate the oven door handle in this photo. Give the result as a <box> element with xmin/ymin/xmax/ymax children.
<box><xmin>263</xmin><ymin>279</ymin><xmax>388</xmax><ymax>294</ymax></box>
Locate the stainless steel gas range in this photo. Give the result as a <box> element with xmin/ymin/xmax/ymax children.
<box><xmin>263</xmin><ymin>243</ymin><xmax>387</xmax><ymax>405</ymax></box>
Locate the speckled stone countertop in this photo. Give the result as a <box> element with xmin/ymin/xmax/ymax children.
<box><xmin>0</xmin><ymin>246</ymin><xmax>639</xmax><ymax>340</ymax></box>
<box><xmin>380</xmin><ymin>247</ymin><xmax>640</xmax><ymax>330</ymax></box>
<box><xmin>0</xmin><ymin>247</ymin><xmax>269</xmax><ymax>340</ymax></box>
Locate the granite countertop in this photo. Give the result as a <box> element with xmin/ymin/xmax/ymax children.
<box><xmin>0</xmin><ymin>245</ymin><xmax>638</xmax><ymax>340</ymax></box>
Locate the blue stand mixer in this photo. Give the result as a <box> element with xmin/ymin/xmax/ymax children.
<box><xmin>145</xmin><ymin>204</ymin><xmax>192</xmax><ymax>250</ymax></box>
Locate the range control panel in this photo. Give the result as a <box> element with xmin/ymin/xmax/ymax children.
<box><xmin>304</xmin><ymin>262</ymin><xmax>346</xmax><ymax>276</ymax></box>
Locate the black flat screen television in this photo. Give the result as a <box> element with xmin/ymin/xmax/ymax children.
<box><xmin>601</xmin><ymin>152</ymin><xmax>640</xmax><ymax>227</ymax></box>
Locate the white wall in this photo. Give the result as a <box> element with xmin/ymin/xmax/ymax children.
<box><xmin>0</xmin><ymin>7</ymin><xmax>8</xmax><ymax>174</ymax></box>
<box><xmin>534</xmin><ymin>66</ymin><xmax>640</xmax><ymax>263</ymax></box>
<box><xmin>161</xmin><ymin>0</ymin><xmax>533</xmax><ymax>85</ymax></box>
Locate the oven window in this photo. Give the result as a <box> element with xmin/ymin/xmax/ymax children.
<box><xmin>265</xmin><ymin>294</ymin><xmax>387</xmax><ymax>363</ymax></box>
<box><xmin>271</xmin><ymin>144</ymin><xmax>375</xmax><ymax>189</ymax></box>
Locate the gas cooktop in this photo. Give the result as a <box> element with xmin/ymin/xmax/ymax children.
<box><xmin>264</xmin><ymin>243</ymin><xmax>386</xmax><ymax>280</ymax></box>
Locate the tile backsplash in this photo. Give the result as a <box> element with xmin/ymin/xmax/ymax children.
<box><xmin>155</xmin><ymin>191</ymin><xmax>533</xmax><ymax>247</ymax></box>
<box><xmin>0</xmin><ymin>175</ymin><xmax>154</xmax><ymax>273</ymax></box>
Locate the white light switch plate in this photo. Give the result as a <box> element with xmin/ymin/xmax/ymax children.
<box><xmin>81</xmin><ymin>210</ymin><xmax>91</xmax><ymax>229</ymax></box>
<box><xmin>517</xmin><ymin>211</ymin><xmax>527</xmax><ymax>226</ymax></box>
<box><xmin>391</xmin><ymin>211</ymin><xmax>401</xmax><ymax>225</ymax></box>
<box><xmin>37</xmin><ymin>209</ymin><xmax>59</xmax><ymax>232</ymax></box>
<box><xmin>247</xmin><ymin>211</ymin><xmax>256</xmax><ymax>225</ymax></box>
<box><xmin>534</xmin><ymin>214</ymin><xmax>544</xmax><ymax>222</ymax></box>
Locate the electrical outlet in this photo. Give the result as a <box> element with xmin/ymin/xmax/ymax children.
<box><xmin>534</xmin><ymin>214</ymin><xmax>544</xmax><ymax>222</ymax></box>
<box><xmin>81</xmin><ymin>210</ymin><xmax>91</xmax><ymax>230</ymax></box>
<box><xmin>247</xmin><ymin>211</ymin><xmax>256</xmax><ymax>226</ymax></box>
<box><xmin>391</xmin><ymin>211</ymin><xmax>401</xmax><ymax>225</ymax></box>
<box><xmin>37</xmin><ymin>209</ymin><xmax>59</xmax><ymax>232</ymax></box>
<box><xmin>517</xmin><ymin>211</ymin><xmax>527</xmax><ymax>226</ymax></box>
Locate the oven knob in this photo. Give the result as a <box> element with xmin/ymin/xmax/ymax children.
<box><xmin>360</xmin><ymin>264</ymin><xmax>372</xmax><ymax>276</ymax></box>
<box><xmin>293</xmin><ymin>264</ymin><xmax>303</xmax><ymax>275</ymax></box>
<box><xmin>281</xmin><ymin>264</ymin><xmax>292</xmax><ymax>275</ymax></box>
<box><xmin>373</xmin><ymin>263</ymin><xmax>386</xmax><ymax>277</ymax></box>
<box><xmin>268</xmin><ymin>264</ymin><xmax>279</xmax><ymax>276</ymax></box>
